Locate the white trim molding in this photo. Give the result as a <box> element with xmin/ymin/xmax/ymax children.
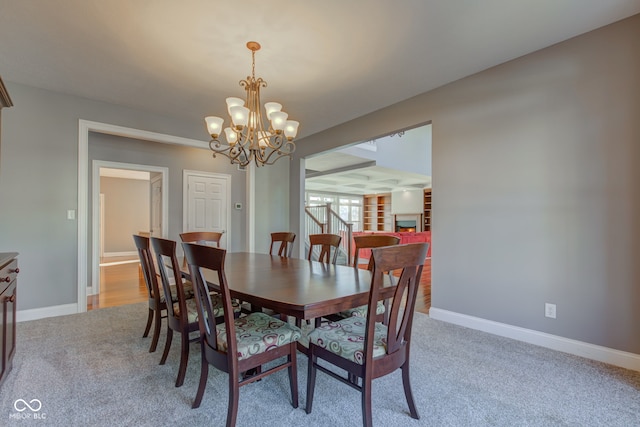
<box><xmin>18</xmin><ymin>304</ymin><xmax>78</xmax><ymax>323</ymax></box>
<box><xmin>102</xmin><ymin>251</ymin><xmax>138</xmax><ymax>258</ymax></box>
<box><xmin>78</xmin><ymin>119</ymin><xmax>209</xmax><ymax>314</ymax></box>
<box><xmin>429</xmin><ymin>307</ymin><xmax>640</xmax><ymax>372</ymax></box>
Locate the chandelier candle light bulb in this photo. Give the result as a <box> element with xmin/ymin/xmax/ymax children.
<box><xmin>205</xmin><ymin>41</ymin><xmax>299</xmax><ymax>167</ymax></box>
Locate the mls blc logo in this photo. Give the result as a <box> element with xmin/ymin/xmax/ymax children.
<box><xmin>10</xmin><ymin>399</ymin><xmax>46</xmax><ymax>420</ymax></box>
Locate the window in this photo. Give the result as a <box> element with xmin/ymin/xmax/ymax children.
<box><xmin>305</xmin><ymin>192</ymin><xmax>363</xmax><ymax>231</ymax></box>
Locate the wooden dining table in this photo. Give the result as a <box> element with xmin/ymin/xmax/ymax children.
<box><xmin>181</xmin><ymin>252</ymin><xmax>381</xmax><ymax>321</ymax></box>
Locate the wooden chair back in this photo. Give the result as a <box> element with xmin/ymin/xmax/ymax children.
<box><xmin>179</xmin><ymin>231</ymin><xmax>223</xmax><ymax>267</ymax></box>
<box><xmin>133</xmin><ymin>234</ymin><xmax>159</xmax><ymax>302</ymax></box>
<box><xmin>150</xmin><ymin>237</ymin><xmax>188</xmax><ymax>327</ymax></box>
<box><xmin>308</xmin><ymin>233</ymin><xmax>342</xmax><ymax>264</ymax></box>
<box><xmin>182</xmin><ymin>243</ymin><xmax>232</xmax><ymax>359</ymax></box>
<box><xmin>369</xmin><ymin>243</ymin><xmax>428</xmax><ymax>357</ymax></box>
<box><xmin>352</xmin><ymin>234</ymin><xmax>401</xmax><ymax>270</ymax></box>
<box><xmin>270</xmin><ymin>232</ymin><xmax>296</xmax><ymax>257</ymax></box>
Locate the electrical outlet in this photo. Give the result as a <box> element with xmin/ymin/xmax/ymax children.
<box><xmin>545</xmin><ymin>303</ymin><xmax>556</xmax><ymax>319</ymax></box>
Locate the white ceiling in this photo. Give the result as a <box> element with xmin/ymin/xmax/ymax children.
<box><xmin>305</xmin><ymin>130</ymin><xmax>431</xmax><ymax>195</ymax></box>
<box><xmin>1</xmin><ymin>1</ymin><xmax>639</xmax><ymax>140</ymax></box>
<box><xmin>306</xmin><ymin>158</ymin><xmax>431</xmax><ymax>195</ymax></box>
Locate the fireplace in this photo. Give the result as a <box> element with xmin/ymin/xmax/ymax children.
<box><xmin>396</xmin><ymin>220</ymin><xmax>416</xmax><ymax>232</ymax></box>
<box><xmin>394</xmin><ymin>214</ymin><xmax>422</xmax><ymax>232</ymax></box>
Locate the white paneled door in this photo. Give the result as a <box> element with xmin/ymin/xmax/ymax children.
<box><xmin>185</xmin><ymin>172</ymin><xmax>230</xmax><ymax>248</ymax></box>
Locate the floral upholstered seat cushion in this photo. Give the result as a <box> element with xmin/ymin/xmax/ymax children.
<box><xmin>337</xmin><ymin>300</ymin><xmax>385</xmax><ymax>319</ymax></box>
<box><xmin>158</xmin><ymin>280</ymin><xmax>195</xmax><ymax>303</ymax></box>
<box><xmin>173</xmin><ymin>293</ymin><xmax>241</xmax><ymax>323</ymax></box>
<box><xmin>307</xmin><ymin>316</ymin><xmax>388</xmax><ymax>364</ymax></box>
<box><xmin>287</xmin><ymin>318</ymin><xmax>316</xmax><ymax>349</ymax></box>
<box><xmin>216</xmin><ymin>312</ymin><xmax>302</xmax><ymax>361</ymax></box>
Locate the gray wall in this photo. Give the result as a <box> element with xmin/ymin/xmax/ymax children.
<box><xmin>291</xmin><ymin>14</ymin><xmax>640</xmax><ymax>354</ymax></box>
<box><xmin>101</xmin><ymin>176</ymin><xmax>149</xmax><ymax>253</ymax></box>
<box><xmin>0</xmin><ymin>82</ymin><xmax>248</xmax><ymax>311</ymax></box>
<box><xmin>254</xmin><ymin>162</ymin><xmax>291</xmax><ymax>254</ymax></box>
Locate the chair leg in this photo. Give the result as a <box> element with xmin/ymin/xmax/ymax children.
<box><xmin>361</xmin><ymin>376</ymin><xmax>373</xmax><ymax>427</ymax></box>
<box><xmin>149</xmin><ymin>308</ymin><xmax>162</xmax><ymax>353</ymax></box>
<box><xmin>143</xmin><ymin>308</ymin><xmax>153</xmax><ymax>337</ymax></box>
<box><xmin>175</xmin><ymin>331</ymin><xmax>190</xmax><ymax>387</ymax></box>
<box><xmin>192</xmin><ymin>344</ymin><xmax>208</xmax><ymax>409</ymax></box>
<box><xmin>288</xmin><ymin>343</ymin><xmax>299</xmax><ymax>408</ymax></box>
<box><xmin>401</xmin><ymin>362</ymin><xmax>420</xmax><ymax>419</ymax></box>
<box><xmin>305</xmin><ymin>349</ymin><xmax>317</xmax><ymax>414</ymax></box>
<box><xmin>160</xmin><ymin>327</ymin><xmax>173</xmax><ymax>365</ymax></box>
<box><xmin>226</xmin><ymin>371</ymin><xmax>240</xmax><ymax>427</ymax></box>
<box><xmin>348</xmin><ymin>373</ymin><xmax>358</xmax><ymax>385</ymax></box>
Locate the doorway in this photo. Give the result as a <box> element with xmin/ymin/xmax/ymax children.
<box><xmin>302</xmin><ymin>123</ymin><xmax>432</xmax><ymax>312</ymax></box>
<box><xmin>89</xmin><ymin>161</ymin><xmax>169</xmax><ymax>310</ymax></box>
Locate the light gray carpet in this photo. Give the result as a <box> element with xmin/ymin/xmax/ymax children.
<box><xmin>1</xmin><ymin>303</ymin><xmax>639</xmax><ymax>426</ymax></box>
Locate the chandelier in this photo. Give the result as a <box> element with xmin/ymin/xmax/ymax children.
<box><xmin>205</xmin><ymin>41</ymin><xmax>299</xmax><ymax>167</ymax></box>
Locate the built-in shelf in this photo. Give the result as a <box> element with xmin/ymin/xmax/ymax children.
<box><xmin>363</xmin><ymin>194</ymin><xmax>392</xmax><ymax>231</ymax></box>
<box><xmin>424</xmin><ymin>189</ymin><xmax>432</xmax><ymax>231</ymax></box>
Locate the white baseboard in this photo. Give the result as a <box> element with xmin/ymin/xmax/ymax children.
<box><xmin>17</xmin><ymin>303</ymin><xmax>79</xmax><ymax>322</ymax></box>
<box><xmin>104</xmin><ymin>251</ymin><xmax>137</xmax><ymax>258</ymax></box>
<box><xmin>429</xmin><ymin>307</ymin><xmax>640</xmax><ymax>372</ymax></box>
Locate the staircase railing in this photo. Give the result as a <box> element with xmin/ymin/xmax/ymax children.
<box><xmin>305</xmin><ymin>206</ymin><xmax>326</xmax><ymax>235</ymax></box>
<box><xmin>304</xmin><ymin>203</ymin><xmax>353</xmax><ymax>265</ymax></box>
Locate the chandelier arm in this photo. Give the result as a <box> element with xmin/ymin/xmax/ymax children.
<box><xmin>261</xmin><ymin>139</ymin><xmax>296</xmax><ymax>165</ymax></box>
<box><xmin>210</xmin><ymin>138</ymin><xmax>251</xmax><ymax>166</ymax></box>
<box><xmin>260</xmin><ymin>151</ymin><xmax>293</xmax><ymax>166</ymax></box>
<box><xmin>205</xmin><ymin>41</ymin><xmax>298</xmax><ymax>168</ymax></box>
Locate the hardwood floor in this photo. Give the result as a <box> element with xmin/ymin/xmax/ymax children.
<box><xmin>90</xmin><ymin>257</ymin><xmax>432</xmax><ymax>314</ymax></box>
<box><xmin>414</xmin><ymin>258</ymin><xmax>431</xmax><ymax>314</ymax></box>
<box><xmin>87</xmin><ymin>259</ymin><xmax>147</xmax><ymax>310</ymax></box>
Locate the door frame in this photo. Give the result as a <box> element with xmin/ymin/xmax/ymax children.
<box><xmin>150</xmin><ymin>173</ymin><xmax>163</xmax><ymax>237</ymax></box>
<box><xmin>182</xmin><ymin>170</ymin><xmax>232</xmax><ymax>248</ymax></box>
<box><xmin>78</xmin><ymin>120</ymin><xmax>223</xmax><ymax>313</ymax></box>
<box><xmin>91</xmin><ymin>160</ymin><xmax>169</xmax><ymax>295</ymax></box>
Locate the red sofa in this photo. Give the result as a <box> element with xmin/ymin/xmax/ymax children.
<box><xmin>351</xmin><ymin>231</ymin><xmax>431</xmax><ymax>260</ymax></box>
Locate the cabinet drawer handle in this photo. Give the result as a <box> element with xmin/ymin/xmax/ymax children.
<box><xmin>12</xmin><ymin>268</ymin><xmax>19</xmax><ymax>274</ymax></box>
<box><xmin>4</xmin><ymin>295</ymin><xmax>15</xmax><ymax>303</ymax></box>
<box><xmin>0</xmin><ymin>276</ymin><xmax>10</xmax><ymax>283</ymax></box>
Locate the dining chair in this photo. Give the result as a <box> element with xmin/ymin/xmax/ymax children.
<box><xmin>337</xmin><ymin>234</ymin><xmax>401</xmax><ymax>320</ymax></box>
<box><xmin>307</xmin><ymin>233</ymin><xmax>342</xmax><ymax>264</ymax></box>
<box><xmin>269</xmin><ymin>232</ymin><xmax>296</xmax><ymax>257</ymax></box>
<box><xmin>150</xmin><ymin>237</ymin><xmax>201</xmax><ymax>387</ymax></box>
<box><xmin>133</xmin><ymin>234</ymin><xmax>165</xmax><ymax>353</ymax></box>
<box><xmin>179</xmin><ymin>231</ymin><xmax>223</xmax><ymax>268</ymax></box>
<box><xmin>305</xmin><ymin>242</ymin><xmax>429</xmax><ymax>427</ymax></box>
<box><xmin>182</xmin><ymin>242</ymin><xmax>302</xmax><ymax>425</ymax></box>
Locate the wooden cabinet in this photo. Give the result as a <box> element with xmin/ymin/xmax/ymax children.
<box><xmin>0</xmin><ymin>253</ymin><xmax>18</xmax><ymax>388</ymax></box>
<box><xmin>363</xmin><ymin>194</ymin><xmax>392</xmax><ymax>231</ymax></box>
<box><xmin>424</xmin><ymin>189</ymin><xmax>432</xmax><ymax>231</ymax></box>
